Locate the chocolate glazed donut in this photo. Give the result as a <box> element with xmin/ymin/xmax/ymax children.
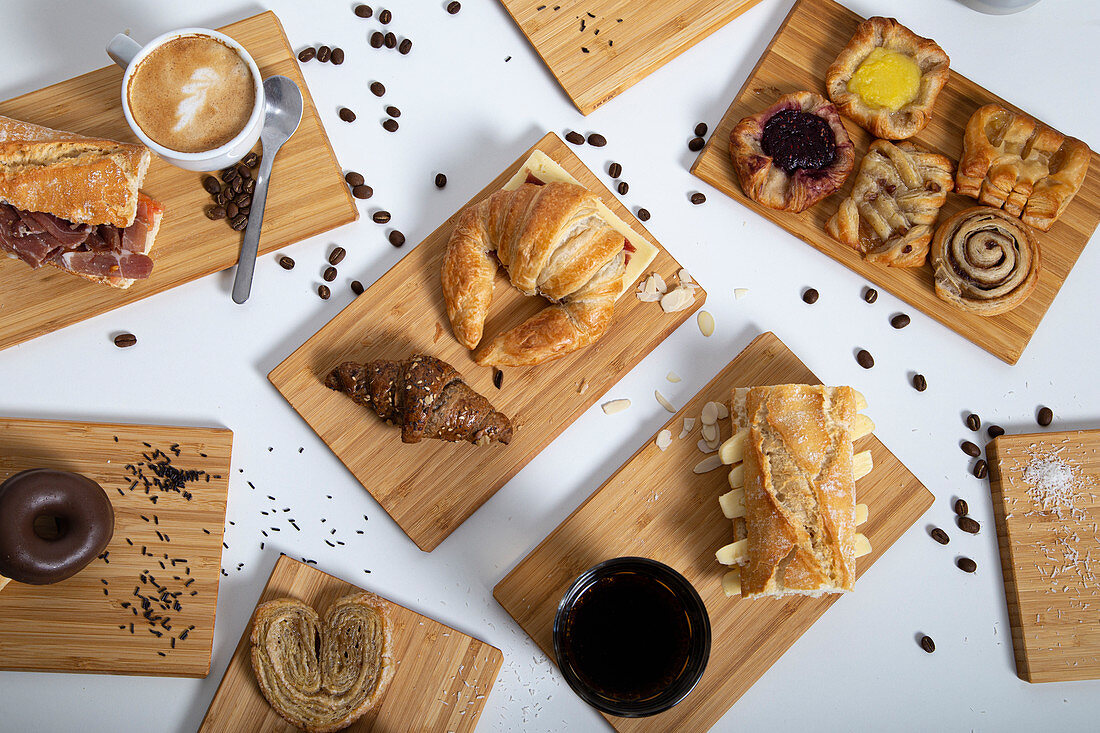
<box><xmin>0</xmin><ymin>469</ymin><xmax>114</xmax><ymax>585</ymax></box>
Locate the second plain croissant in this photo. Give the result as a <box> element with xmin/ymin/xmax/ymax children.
<box><xmin>441</xmin><ymin>181</ymin><xmax>626</xmax><ymax>366</ymax></box>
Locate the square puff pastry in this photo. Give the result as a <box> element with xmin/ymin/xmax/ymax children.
<box><xmin>826</xmin><ymin>17</ymin><xmax>950</xmax><ymax>140</ymax></box>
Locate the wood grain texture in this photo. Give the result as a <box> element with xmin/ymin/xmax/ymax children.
<box><xmin>199</xmin><ymin>554</ymin><xmax>503</xmax><ymax>732</ymax></box>
<box><xmin>0</xmin><ymin>417</ymin><xmax>231</xmax><ymax>677</ymax></box>
<box><xmin>268</xmin><ymin>131</ymin><xmax>705</xmax><ymax>552</ymax></box>
<box><xmin>691</xmin><ymin>0</ymin><xmax>1100</xmax><ymax>365</ymax></box>
<box><xmin>493</xmin><ymin>331</ymin><xmax>933</xmax><ymax>732</ymax></box>
<box><xmin>987</xmin><ymin>429</ymin><xmax>1100</xmax><ymax>683</ymax></box>
<box><xmin>500</xmin><ymin>0</ymin><xmax>765</xmax><ymax>115</ymax></box>
<box><xmin>0</xmin><ymin>11</ymin><xmax>356</xmax><ymax>353</ymax></box>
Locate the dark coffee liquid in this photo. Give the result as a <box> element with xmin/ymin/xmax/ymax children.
<box><xmin>562</xmin><ymin>571</ymin><xmax>692</xmax><ymax>701</ymax></box>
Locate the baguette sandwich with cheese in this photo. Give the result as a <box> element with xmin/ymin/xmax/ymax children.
<box><xmin>0</xmin><ymin>114</ymin><xmax>163</xmax><ymax>288</ymax></box>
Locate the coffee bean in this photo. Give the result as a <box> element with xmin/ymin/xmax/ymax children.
<box><xmin>238</xmin><ymin>205</ymin><xmax>250</xmax><ymax>216</ymax></box>
<box><xmin>863</xmin><ymin>286</ymin><xmax>878</xmax><ymax>303</ymax></box>
<box><xmin>856</xmin><ymin>349</ymin><xmax>874</xmax><ymax>369</ymax></box>
<box><xmin>351</xmin><ymin>280</ymin><xmax>364</xmax><ymax>295</ymax></box>
<box><xmin>231</xmin><ymin>176</ymin><xmax>245</xmax><ymax>192</ymax></box>
<box><xmin>435</xmin><ymin>173</ymin><xmax>447</xmax><ymax>189</ymax></box>
<box><xmin>202</xmin><ymin>176</ymin><xmax>221</xmax><ymax>195</ymax></box>
<box><xmin>954</xmin><ymin>498</ymin><xmax>969</xmax><ymax>516</ymax></box>
<box><xmin>565</xmin><ymin>131</ymin><xmax>584</xmax><ymax>145</ymax></box>
<box><xmin>399</xmin><ymin>38</ymin><xmax>412</xmax><ymax>55</ymax></box>
<box><xmin>608</xmin><ymin>162</ymin><xmax>622</xmax><ymax>178</ymax></box>
<box><xmin>802</xmin><ymin>288</ymin><xmax>819</xmax><ymax>304</ymax></box>
<box><xmin>891</xmin><ymin>313</ymin><xmax>911</xmax><ymax>329</ymax></box>
<box><xmin>966</xmin><ymin>413</ymin><xmax>981</xmax><ymax>431</ymax></box>
<box><xmin>493</xmin><ymin>368</ymin><xmax>504</xmax><ymax>389</ymax></box>
<box><xmin>345</xmin><ymin>172</ymin><xmax>365</xmax><ymax>188</ymax></box>
<box><xmin>372</xmin><ymin>211</ymin><xmax>391</xmax><ymax>224</ymax></box>
<box><xmin>278</xmin><ymin>256</ymin><xmax>295</xmax><ymax>270</ymax></box>
<box><xmin>447</xmin><ymin>1</ymin><xmax>461</xmax><ymax>14</ymax></box>
<box><xmin>298</xmin><ymin>47</ymin><xmax>317</xmax><ymax>63</ymax></box>
<box><xmin>958</xmin><ymin>516</ymin><xmax>980</xmax><ymax>534</ymax></box>
<box><xmin>973</xmin><ymin>459</ymin><xmax>988</xmax><ymax>479</ymax></box>
<box><xmin>379</xmin><ymin>8</ymin><xmax>392</xmax><ymax>23</ymax></box>
<box><xmin>617</xmin><ymin>181</ymin><xmax>629</xmax><ymax>195</ymax></box>
<box><xmin>323</xmin><ymin>266</ymin><xmax>337</xmax><ymax>282</ymax></box>
<box><xmin>331</xmin><ymin>48</ymin><xmax>345</xmax><ymax>65</ymax></box>
<box><xmin>961</xmin><ymin>441</ymin><xmax>980</xmax><ymax>457</ymax></box>
<box><xmin>329</xmin><ymin>247</ymin><xmax>346</xmax><ymax>266</ymax></box>
<box><xmin>221</xmin><ymin>166</ymin><xmax>238</xmax><ymax>182</ymax></box>
<box><xmin>1037</xmin><ymin>406</ymin><xmax>1053</xmax><ymax>426</ymax></box>
<box><xmin>114</xmin><ymin>332</ymin><xmax>137</xmax><ymax>348</ymax></box>
<box><xmin>226</xmin><ymin>202</ymin><xmax>239</xmax><ymax>219</ymax></box>
<box><xmin>930</xmin><ymin>527</ymin><xmax>950</xmax><ymax>545</ymax></box>
<box><xmin>694</xmin><ymin>122</ymin><xmax>708</xmax><ymax>137</ymax></box>
<box><xmin>919</xmin><ymin>635</ymin><xmax>935</xmax><ymax>653</ymax></box>
<box><xmin>690</xmin><ymin>192</ymin><xmax>706</xmax><ymax>205</ymax></box>
<box><xmin>318</xmin><ymin>284</ymin><xmax>331</xmax><ymax>300</ymax></box>
<box><xmin>386</xmin><ymin>105</ymin><xmax>401</xmax><ymax>118</ymax></box>
<box><xmin>370</xmin><ymin>81</ymin><xmax>386</xmax><ymax>97</ymax></box>
<box><xmin>245</xmin><ymin>179</ymin><xmax>256</xmax><ymax>194</ymax></box>
<box><xmin>317</xmin><ymin>45</ymin><xmax>331</xmax><ymax>63</ymax></box>
<box><xmin>987</xmin><ymin>424</ymin><xmax>1005</xmax><ymax>439</ymax></box>
<box><xmin>352</xmin><ymin>185</ymin><xmax>373</xmax><ymax>200</ymax></box>
<box><xmin>956</xmin><ymin>557</ymin><xmax>977</xmax><ymax>573</ymax></box>
<box><xmin>637</xmin><ymin>207</ymin><xmax>651</xmax><ymax>222</ymax></box>
<box><xmin>354</xmin><ymin>4</ymin><xmax>373</xmax><ymax>18</ymax></box>
<box><xmin>389</xmin><ymin>230</ymin><xmax>405</xmax><ymax>247</ymax></box>
<box><xmin>205</xmin><ymin>205</ymin><xmax>226</xmax><ymax>220</ymax></box>
<box><xmin>913</xmin><ymin>374</ymin><xmax>927</xmax><ymax>392</ymax></box>
<box><xmin>214</xmin><ymin>190</ymin><xmax>228</xmax><ymax>206</ymax></box>
<box><xmin>236</xmin><ymin>194</ymin><xmax>252</xmax><ymax>209</ymax></box>
<box><xmin>234</xmin><ymin>163</ymin><xmax>250</xmax><ymax>178</ymax></box>
<box><xmin>230</xmin><ymin>215</ymin><xmax>249</xmax><ymax>231</ymax></box>
<box><xmin>384</xmin><ymin>32</ymin><xmax>397</xmax><ymax>48</ymax></box>
<box><xmin>587</xmin><ymin>133</ymin><xmax>607</xmax><ymax>147</ymax></box>
<box><xmin>339</xmin><ymin>107</ymin><xmax>356</xmax><ymax>122</ymax></box>
<box><xmin>370</xmin><ymin>32</ymin><xmax>384</xmax><ymax>48</ymax></box>
<box><xmin>688</xmin><ymin>137</ymin><xmax>705</xmax><ymax>152</ymax></box>
<box><xmin>242</xmin><ymin>152</ymin><xmax>260</xmax><ymax>168</ymax></box>
<box><xmin>382</xmin><ymin>119</ymin><xmax>399</xmax><ymax>132</ymax></box>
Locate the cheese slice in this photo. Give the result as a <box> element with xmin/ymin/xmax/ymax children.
<box><xmin>503</xmin><ymin>149</ymin><xmax>659</xmax><ymax>296</ymax></box>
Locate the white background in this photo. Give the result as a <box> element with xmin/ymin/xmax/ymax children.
<box><xmin>1</xmin><ymin>0</ymin><xmax>1098</xmax><ymax>731</ymax></box>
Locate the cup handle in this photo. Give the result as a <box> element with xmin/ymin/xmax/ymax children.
<box><xmin>106</xmin><ymin>33</ymin><xmax>142</xmax><ymax>69</ymax></box>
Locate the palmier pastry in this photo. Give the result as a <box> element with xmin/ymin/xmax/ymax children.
<box><xmin>930</xmin><ymin>206</ymin><xmax>1040</xmax><ymax>316</ymax></box>
<box><xmin>442</xmin><ymin>181</ymin><xmax>625</xmax><ymax>366</ymax></box>
<box><xmin>956</xmin><ymin>104</ymin><xmax>1090</xmax><ymax>231</ymax></box>
<box><xmin>825</xmin><ymin>17</ymin><xmax>949</xmax><ymax>140</ymax></box>
<box><xmin>729</xmin><ymin>91</ymin><xmax>855</xmax><ymax>213</ymax></box>
<box><xmin>827</xmin><ymin>139</ymin><xmax>953</xmax><ymax>267</ymax></box>
<box><xmin>251</xmin><ymin>592</ymin><xmax>394</xmax><ymax>733</ymax></box>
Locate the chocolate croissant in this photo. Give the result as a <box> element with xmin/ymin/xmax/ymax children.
<box><xmin>325</xmin><ymin>354</ymin><xmax>513</xmax><ymax>445</ymax></box>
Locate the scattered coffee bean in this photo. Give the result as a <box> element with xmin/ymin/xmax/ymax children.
<box><xmin>447</xmin><ymin>1</ymin><xmax>461</xmax><ymax>13</ymax></box>
<box><xmin>379</xmin><ymin>8</ymin><xmax>392</xmax><ymax>23</ymax></box>
<box><xmin>352</xmin><ymin>185</ymin><xmax>373</xmax><ymax>200</ymax></box>
<box><xmin>242</xmin><ymin>152</ymin><xmax>260</xmax><ymax>167</ymax></box>
<box><xmin>863</xmin><ymin>286</ymin><xmax>878</xmax><ymax>303</ymax></box>
<box><xmin>961</xmin><ymin>441</ymin><xmax>980</xmax><ymax>458</ymax></box>
<box><xmin>954</xmin><ymin>498</ymin><xmax>969</xmax><ymax>516</ymax></box>
<box><xmin>695</xmin><ymin>122</ymin><xmax>708</xmax><ymax>137</ymax></box>
<box><xmin>278</xmin><ymin>256</ymin><xmax>295</xmax><ymax>270</ymax></box>
<box><xmin>891</xmin><ymin>313</ymin><xmax>911</xmax><ymax>329</ymax></box>
<box><xmin>399</xmin><ymin>39</ymin><xmax>412</xmax><ymax>55</ymax></box>
<box><xmin>317</xmin><ymin>45</ymin><xmax>332</xmax><ymax>63</ymax></box>
<box><xmin>345</xmin><ymin>171</ymin><xmax>365</xmax><ymax>187</ymax></box>
<box><xmin>386</xmin><ymin>105</ymin><xmax>401</xmax><ymax>118</ymax></box>
<box><xmin>690</xmin><ymin>192</ymin><xmax>706</xmax><ymax>205</ymax></box>
<box><xmin>956</xmin><ymin>557</ymin><xmax>977</xmax><ymax>573</ymax></box>
<box><xmin>231</xmin><ymin>176</ymin><xmax>245</xmax><ymax>193</ymax></box>
<box><xmin>230</xmin><ymin>215</ymin><xmax>249</xmax><ymax>231</ymax></box>
<box><xmin>339</xmin><ymin>107</ymin><xmax>356</xmax><ymax>122</ymax></box>
<box><xmin>987</xmin><ymin>424</ymin><xmax>1005</xmax><ymax>439</ymax></box>
<box><xmin>973</xmin><ymin>459</ymin><xmax>988</xmax><ymax>479</ymax></box>
<box><xmin>214</xmin><ymin>190</ymin><xmax>228</xmax><ymax>206</ymax></box>
<box><xmin>608</xmin><ymin>162</ymin><xmax>622</xmax><ymax>178</ymax></box>
<box><xmin>331</xmin><ymin>48</ymin><xmax>345</xmax><ymax>65</ymax></box>
<box><xmin>919</xmin><ymin>635</ymin><xmax>936</xmax><ymax>654</ymax></box>
<box><xmin>246</xmin><ymin>178</ymin><xmax>256</xmax><ymax>194</ymax></box>
<box><xmin>637</xmin><ymin>207</ymin><xmax>651</xmax><ymax>221</ymax></box>
<box><xmin>493</xmin><ymin>368</ymin><xmax>503</xmax><ymax>389</ymax></box>
<box><xmin>802</xmin><ymin>288</ymin><xmax>819</xmax><ymax>304</ymax></box>
<box><xmin>370</xmin><ymin>81</ymin><xmax>386</xmax><ymax>97</ymax></box>
<box><xmin>1037</xmin><ymin>406</ymin><xmax>1053</xmax><ymax>427</ymax></box>
<box><xmin>226</xmin><ymin>202</ymin><xmax>239</xmax><ymax>219</ymax></box>
<box><xmin>323</xmin><ymin>266</ymin><xmax>337</xmax><ymax>282</ymax></box>
<box><xmin>351</xmin><ymin>280</ymin><xmax>364</xmax><ymax>295</ymax></box>
<box><xmin>388</xmin><ymin>230</ymin><xmax>405</xmax><ymax>247</ymax></box>
<box><xmin>384</xmin><ymin>32</ymin><xmax>397</xmax><ymax>49</ymax></box>
<box><xmin>382</xmin><ymin>119</ymin><xmax>399</xmax><ymax>132</ymax></box>
<box><xmin>565</xmin><ymin>131</ymin><xmax>585</xmax><ymax>145</ymax></box>
<box><xmin>435</xmin><ymin>173</ymin><xmax>447</xmax><ymax>189</ymax></box>
<box><xmin>354</xmin><ymin>4</ymin><xmax>373</xmax><ymax>18</ymax></box>
<box><xmin>318</xmin><ymin>284</ymin><xmax>331</xmax><ymax>300</ymax></box>
<box><xmin>687</xmin><ymin>136</ymin><xmax>705</xmax><ymax>152</ymax></box>
<box><xmin>913</xmin><ymin>373</ymin><xmax>928</xmax><ymax>392</ymax></box>
<box><xmin>114</xmin><ymin>333</ymin><xmax>137</xmax><ymax>348</ymax></box>
<box><xmin>328</xmin><ymin>247</ymin><xmax>346</xmax><ymax>266</ymax></box>
<box><xmin>966</xmin><ymin>413</ymin><xmax>981</xmax><ymax>431</ymax></box>
<box><xmin>856</xmin><ymin>349</ymin><xmax>874</xmax><ymax>369</ymax></box>
<box><xmin>202</xmin><ymin>176</ymin><xmax>221</xmax><ymax>195</ymax></box>
<box><xmin>587</xmin><ymin>133</ymin><xmax>607</xmax><ymax>147</ymax></box>
<box><xmin>930</xmin><ymin>527</ymin><xmax>950</xmax><ymax>545</ymax></box>
<box><xmin>958</xmin><ymin>516</ymin><xmax>980</xmax><ymax>534</ymax></box>
<box><xmin>221</xmin><ymin>165</ymin><xmax>238</xmax><ymax>182</ymax></box>
<box><xmin>237</xmin><ymin>163</ymin><xmax>252</xmax><ymax>179</ymax></box>
<box><xmin>205</xmin><ymin>205</ymin><xmax>226</xmax><ymax>220</ymax></box>
<box><xmin>617</xmin><ymin>181</ymin><xmax>629</xmax><ymax>195</ymax></box>
<box><xmin>298</xmin><ymin>47</ymin><xmax>317</xmax><ymax>63</ymax></box>
<box><xmin>372</xmin><ymin>211</ymin><xmax>391</xmax><ymax>224</ymax></box>
<box><xmin>370</xmin><ymin>32</ymin><xmax>384</xmax><ymax>48</ymax></box>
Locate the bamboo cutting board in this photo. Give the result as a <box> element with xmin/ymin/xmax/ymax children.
<box><xmin>987</xmin><ymin>429</ymin><xmax>1100</xmax><ymax>682</ymax></box>
<box><xmin>500</xmin><ymin>0</ymin><xmax>765</xmax><ymax>115</ymax></box>
<box><xmin>0</xmin><ymin>11</ymin><xmax>356</xmax><ymax>353</ymax></box>
<box><xmin>691</xmin><ymin>0</ymin><xmax>1100</xmax><ymax>365</ymax></box>
<box><xmin>494</xmin><ymin>331</ymin><xmax>934</xmax><ymax>732</ymax></box>
<box><xmin>199</xmin><ymin>554</ymin><xmax>503</xmax><ymax>732</ymax></box>
<box><xmin>269</xmin><ymin>131</ymin><xmax>705</xmax><ymax>552</ymax></box>
<box><xmin>0</xmin><ymin>417</ymin><xmax>231</xmax><ymax>677</ymax></box>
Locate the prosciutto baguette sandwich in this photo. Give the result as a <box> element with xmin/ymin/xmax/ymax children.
<box><xmin>0</xmin><ymin>114</ymin><xmax>163</xmax><ymax>288</ymax></box>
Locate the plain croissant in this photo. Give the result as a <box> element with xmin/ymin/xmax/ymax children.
<box><xmin>324</xmin><ymin>354</ymin><xmax>513</xmax><ymax>445</ymax></box>
<box><xmin>441</xmin><ymin>181</ymin><xmax>626</xmax><ymax>366</ymax></box>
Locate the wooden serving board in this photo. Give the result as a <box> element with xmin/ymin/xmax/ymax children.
<box><xmin>269</xmin><ymin>131</ymin><xmax>704</xmax><ymax>552</ymax></box>
<box><xmin>0</xmin><ymin>417</ymin><xmax>231</xmax><ymax>677</ymax></box>
<box><xmin>691</xmin><ymin>0</ymin><xmax>1100</xmax><ymax>365</ymax></box>
<box><xmin>494</xmin><ymin>331</ymin><xmax>933</xmax><ymax>732</ymax></box>
<box><xmin>199</xmin><ymin>554</ymin><xmax>503</xmax><ymax>732</ymax></box>
<box><xmin>500</xmin><ymin>0</ymin><xmax>765</xmax><ymax>115</ymax></box>
<box><xmin>0</xmin><ymin>11</ymin><xmax>356</xmax><ymax>353</ymax></box>
<box><xmin>987</xmin><ymin>429</ymin><xmax>1100</xmax><ymax>682</ymax></box>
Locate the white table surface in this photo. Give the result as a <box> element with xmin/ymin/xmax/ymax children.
<box><xmin>1</xmin><ymin>1</ymin><xmax>1098</xmax><ymax>730</ymax></box>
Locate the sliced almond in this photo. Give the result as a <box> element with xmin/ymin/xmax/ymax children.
<box><xmin>679</xmin><ymin>417</ymin><xmax>696</xmax><ymax>439</ymax></box>
<box><xmin>652</xmin><ymin>272</ymin><xmax>667</xmax><ymax>293</ymax></box>
<box><xmin>719</xmin><ymin>488</ymin><xmax>746</xmax><ymax>519</ymax></box>
<box><xmin>853</xmin><ymin>390</ymin><xmax>868</xmax><ymax>411</ymax></box>
<box><xmin>734</xmin><ymin>288</ymin><xmax>749</xmax><ymax>300</ymax></box>
<box><xmin>720</xmin><ymin>428</ymin><xmax>748</xmax><ymax>465</ymax></box>
<box><xmin>853</xmin><ymin>450</ymin><xmax>873</xmax><ymax>480</ymax></box>
<box><xmin>654</xmin><ymin>390</ymin><xmax>676</xmax><ymax>413</ymax></box>
<box><xmin>601</xmin><ymin>398</ymin><xmax>630</xmax><ymax>415</ymax></box>
<box><xmin>722</xmin><ymin>568</ymin><xmax>742</xmax><ymax>597</ymax></box>
<box><xmin>852</xmin><ymin>413</ymin><xmax>875</xmax><ymax>440</ymax></box>
<box><xmin>854</xmin><ymin>533</ymin><xmax>872</xmax><ymax>558</ymax></box>
<box><xmin>716</xmin><ymin>538</ymin><xmax>749</xmax><ymax>565</ymax></box>
<box><xmin>701</xmin><ymin>402</ymin><xmax>719</xmax><ymax>425</ymax></box>
<box><xmin>655</xmin><ymin>429</ymin><xmax>672</xmax><ymax>451</ymax></box>
<box><xmin>678</xmin><ymin>268</ymin><xmax>694</xmax><ymax>286</ymax></box>
<box><xmin>715</xmin><ymin>402</ymin><xmax>729</xmax><ymax>419</ymax></box>
<box><xmin>727</xmin><ymin>464</ymin><xmax>745</xmax><ymax>489</ymax></box>
<box><xmin>666</xmin><ymin>371</ymin><xmax>681</xmax><ymax>383</ymax></box>
<box><xmin>701</xmin><ymin>422</ymin><xmax>719</xmax><ymax>443</ymax></box>
<box><xmin>578</xmin><ymin>379</ymin><xmax>589</xmax><ymax>395</ymax></box>
<box><xmin>660</xmin><ymin>285</ymin><xmax>695</xmax><ymax>313</ymax></box>
<box><xmin>856</xmin><ymin>503</ymin><xmax>869</xmax><ymax>525</ymax></box>
<box><xmin>693</xmin><ymin>455</ymin><xmax>723</xmax><ymax>474</ymax></box>
<box><xmin>697</xmin><ymin>438</ymin><xmax>717</xmax><ymax>454</ymax></box>
<box><xmin>636</xmin><ymin>290</ymin><xmax>662</xmax><ymax>303</ymax></box>
<box><xmin>697</xmin><ymin>310</ymin><xmax>715</xmax><ymax>337</ymax></box>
